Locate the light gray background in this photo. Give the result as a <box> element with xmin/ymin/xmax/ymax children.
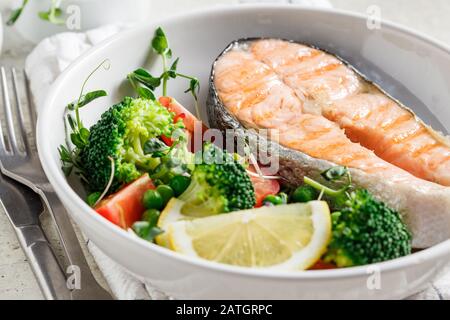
<box><xmin>1</xmin><ymin>0</ymin><xmax>449</xmax><ymax>299</ymax></box>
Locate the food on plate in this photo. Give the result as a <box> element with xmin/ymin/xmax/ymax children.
<box><xmin>208</xmin><ymin>38</ymin><xmax>450</xmax><ymax>248</ymax></box>
<box><xmin>59</xmin><ymin>28</ymin><xmax>428</xmax><ymax>270</ymax></box>
<box><xmin>178</xmin><ymin>143</ymin><xmax>255</xmax><ymax>216</ymax></box>
<box><xmin>168</xmin><ymin>201</ymin><xmax>331</xmax><ymax>270</ymax></box>
<box><xmin>248</xmin><ymin>165</ymin><xmax>281</xmax><ymax>207</ymax></box>
<box><xmin>299</xmin><ymin>167</ymin><xmax>411</xmax><ymax>267</ymax></box>
<box><xmin>81</xmin><ymin>97</ymin><xmax>184</xmax><ymax>192</ymax></box>
<box><xmin>94</xmin><ymin>174</ymin><xmax>155</xmax><ymax>229</ymax></box>
<box><xmin>250</xmin><ymin>39</ymin><xmax>450</xmax><ymax>186</ymax></box>
<box><xmin>155</xmin><ymin>198</ymin><xmax>188</xmax><ymax>248</ymax></box>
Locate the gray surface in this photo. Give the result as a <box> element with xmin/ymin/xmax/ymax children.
<box><xmin>1</xmin><ymin>0</ymin><xmax>450</xmax><ymax>300</ymax></box>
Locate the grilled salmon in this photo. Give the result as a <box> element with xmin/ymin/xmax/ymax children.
<box><xmin>207</xmin><ymin>39</ymin><xmax>450</xmax><ymax>248</ymax></box>
<box><xmin>250</xmin><ymin>39</ymin><xmax>450</xmax><ymax>187</ymax></box>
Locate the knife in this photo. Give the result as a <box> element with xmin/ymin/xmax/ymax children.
<box><xmin>0</xmin><ymin>172</ymin><xmax>71</xmax><ymax>300</ymax></box>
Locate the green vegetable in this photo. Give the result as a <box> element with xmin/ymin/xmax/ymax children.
<box><xmin>7</xmin><ymin>0</ymin><xmax>28</xmax><ymax>25</ymax></box>
<box><xmin>263</xmin><ymin>195</ymin><xmax>283</xmax><ymax>206</ymax></box>
<box><xmin>127</xmin><ymin>27</ymin><xmax>201</xmax><ymax>119</ymax></box>
<box><xmin>79</xmin><ymin>97</ymin><xmax>183</xmax><ymax>192</ymax></box>
<box><xmin>67</xmin><ymin>90</ymin><xmax>107</xmax><ymax>111</ymax></box>
<box><xmin>143</xmin><ymin>190</ymin><xmax>164</xmax><ymax>210</ymax></box>
<box><xmin>59</xmin><ymin>60</ymin><xmax>109</xmax><ymax>181</ymax></box>
<box><xmin>321</xmin><ymin>166</ymin><xmax>349</xmax><ymax>182</ymax></box>
<box><xmin>156</xmin><ymin>185</ymin><xmax>174</xmax><ymax>206</ymax></box>
<box><xmin>133</xmin><ymin>207</ymin><xmax>162</xmax><ymax>243</ymax></box>
<box><xmin>170</xmin><ymin>175</ymin><xmax>192</xmax><ymax>197</ymax></box>
<box><xmin>38</xmin><ymin>0</ymin><xmax>64</xmax><ymax>25</ymax></box>
<box><xmin>304</xmin><ymin>166</ymin><xmax>412</xmax><ymax>267</ymax></box>
<box><xmin>133</xmin><ymin>206</ymin><xmax>163</xmax><ymax>242</ymax></box>
<box><xmin>87</xmin><ymin>192</ymin><xmax>101</xmax><ymax>207</ymax></box>
<box><xmin>178</xmin><ymin>143</ymin><xmax>255</xmax><ymax>216</ymax></box>
<box><xmin>152</xmin><ymin>27</ymin><xmax>171</xmax><ymax>96</ymax></box>
<box><xmin>292</xmin><ymin>185</ymin><xmax>318</xmax><ymax>203</ymax></box>
<box><xmin>132</xmin><ymin>222</ymin><xmax>163</xmax><ymax>242</ymax></box>
<box><xmin>142</xmin><ymin>209</ymin><xmax>161</xmax><ymax>227</ymax></box>
<box><xmin>323</xmin><ymin>189</ymin><xmax>412</xmax><ymax>267</ymax></box>
<box><xmin>150</xmin><ymin>131</ymin><xmax>195</xmax><ymax>184</ymax></box>
<box><xmin>8</xmin><ymin>0</ymin><xmax>64</xmax><ymax>26</ymax></box>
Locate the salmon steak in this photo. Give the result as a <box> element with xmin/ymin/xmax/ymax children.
<box><xmin>207</xmin><ymin>39</ymin><xmax>450</xmax><ymax>248</ymax></box>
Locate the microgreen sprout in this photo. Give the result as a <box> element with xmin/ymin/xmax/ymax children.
<box><xmin>303</xmin><ymin>166</ymin><xmax>352</xmax><ymax>200</ymax></box>
<box><xmin>38</xmin><ymin>0</ymin><xmax>65</xmax><ymax>25</ymax></box>
<box><xmin>92</xmin><ymin>156</ymin><xmax>115</xmax><ymax>207</ymax></box>
<box><xmin>7</xmin><ymin>0</ymin><xmax>65</xmax><ymax>26</ymax></box>
<box><xmin>127</xmin><ymin>27</ymin><xmax>202</xmax><ymax>119</ymax></box>
<box><xmin>58</xmin><ymin>59</ymin><xmax>110</xmax><ymax>178</ymax></box>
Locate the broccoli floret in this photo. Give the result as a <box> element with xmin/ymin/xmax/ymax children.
<box><xmin>80</xmin><ymin>97</ymin><xmax>181</xmax><ymax>192</ymax></box>
<box><xmin>178</xmin><ymin>143</ymin><xmax>255</xmax><ymax>216</ymax></box>
<box><xmin>323</xmin><ymin>189</ymin><xmax>412</xmax><ymax>267</ymax></box>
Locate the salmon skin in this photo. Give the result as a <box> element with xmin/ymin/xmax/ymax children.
<box><xmin>207</xmin><ymin>38</ymin><xmax>450</xmax><ymax>248</ymax></box>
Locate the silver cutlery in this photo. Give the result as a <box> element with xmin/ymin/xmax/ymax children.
<box><xmin>0</xmin><ymin>171</ymin><xmax>71</xmax><ymax>300</ymax></box>
<box><xmin>0</xmin><ymin>66</ymin><xmax>113</xmax><ymax>300</ymax></box>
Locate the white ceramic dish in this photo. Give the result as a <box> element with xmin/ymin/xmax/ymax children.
<box><xmin>38</xmin><ymin>5</ymin><xmax>450</xmax><ymax>299</ymax></box>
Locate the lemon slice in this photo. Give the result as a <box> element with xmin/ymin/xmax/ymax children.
<box><xmin>156</xmin><ymin>198</ymin><xmax>191</xmax><ymax>248</ymax></box>
<box><xmin>168</xmin><ymin>201</ymin><xmax>331</xmax><ymax>270</ymax></box>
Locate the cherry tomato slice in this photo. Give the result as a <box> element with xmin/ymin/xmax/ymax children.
<box><xmin>95</xmin><ymin>174</ymin><xmax>155</xmax><ymax>229</ymax></box>
<box><xmin>248</xmin><ymin>165</ymin><xmax>281</xmax><ymax>208</ymax></box>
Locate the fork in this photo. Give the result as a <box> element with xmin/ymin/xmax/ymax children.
<box><xmin>0</xmin><ymin>66</ymin><xmax>113</xmax><ymax>300</ymax></box>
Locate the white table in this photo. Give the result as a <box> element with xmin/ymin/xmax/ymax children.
<box><xmin>1</xmin><ymin>0</ymin><xmax>450</xmax><ymax>300</ymax></box>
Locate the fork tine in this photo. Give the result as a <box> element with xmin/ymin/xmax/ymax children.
<box><xmin>11</xmin><ymin>68</ymin><xmax>30</xmax><ymax>154</ymax></box>
<box><xmin>24</xmin><ymin>72</ymin><xmax>38</xmax><ymax>134</ymax></box>
<box><xmin>1</xmin><ymin>67</ymin><xmax>19</xmax><ymax>154</ymax></box>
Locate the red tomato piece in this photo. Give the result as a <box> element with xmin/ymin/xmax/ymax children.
<box><xmin>309</xmin><ymin>260</ymin><xmax>337</xmax><ymax>270</ymax></box>
<box><xmin>173</xmin><ymin>113</ymin><xmax>186</xmax><ymax>124</ymax></box>
<box><xmin>161</xmin><ymin>134</ymin><xmax>174</xmax><ymax>147</ymax></box>
<box><xmin>159</xmin><ymin>96</ymin><xmax>208</xmax><ymax>152</ymax></box>
<box><xmin>95</xmin><ymin>174</ymin><xmax>155</xmax><ymax>229</ymax></box>
<box><xmin>248</xmin><ymin>165</ymin><xmax>281</xmax><ymax>208</ymax></box>
<box><xmin>159</xmin><ymin>96</ymin><xmax>208</xmax><ymax>134</ymax></box>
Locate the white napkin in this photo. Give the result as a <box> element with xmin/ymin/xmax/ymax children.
<box><xmin>24</xmin><ymin>0</ymin><xmax>449</xmax><ymax>300</ymax></box>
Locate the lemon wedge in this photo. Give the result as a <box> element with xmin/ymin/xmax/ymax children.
<box><xmin>167</xmin><ymin>201</ymin><xmax>331</xmax><ymax>270</ymax></box>
<box><xmin>156</xmin><ymin>198</ymin><xmax>191</xmax><ymax>248</ymax></box>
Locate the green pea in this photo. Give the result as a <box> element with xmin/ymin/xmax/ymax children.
<box><xmin>156</xmin><ymin>185</ymin><xmax>174</xmax><ymax>205</ymax></box>
<box><xmin>142</xmin><ymin>209</ymin><xmax>161</xmax><ymax>227</ymax></box>
<box><xmin>86</xmin><ymin>192</ymin><xmax>101</xmax><ymax>207</ymax></box>
<box><xmin>170</xmin><ymin>175</ymin><xmax>191</xmax><ymax>196</ymax></box>
<box><xmin>263</xmin><ymin>195</ymin><xmax>283</xmax><ymax>206</ymax></box>
<box><xmin>132</xmin><ymin>221</ymin><xmax>163</xmax><ymax>242</ymax></box>
<box><xmin>292</xmin><ymin>185</ymin><xmax>318</xmax><ymax>203</ymax></box>
<box><xmin>143</xmin><ymin>189</ymin><xmax>164</xmax><ymax>210</ymax></box>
